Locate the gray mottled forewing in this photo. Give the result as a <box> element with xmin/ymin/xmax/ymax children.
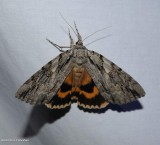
<box><xmin>86</xmin><ymin>50</ymin><xmax>145</xmax><ymax>105</ymax></box>
<box><xmin>15</xmin><ymin>50</ymin><xmax>74</xmax><ymax>105</ymax></box>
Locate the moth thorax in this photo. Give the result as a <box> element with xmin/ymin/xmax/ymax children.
<box><xmin>74</xmin><ymin>48</ymin><xmax>86</xmax><ymax>57</ymax></box>
<box><xmin>73</xmin><ymin>49</ymin><xmax>87</xmax><ymax>65</ymax></box>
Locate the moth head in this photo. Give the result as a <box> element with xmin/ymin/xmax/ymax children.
<box><xmin>74</xmin><ymin>22</ymin><xmax>84</xmax><ymax>47</ymax></box>
<box><xmin>76</xmin><ymin>40</ymin><xmax>83</xmax><ymax>46</ymax></box>
<box><xmin>68</xmin><ymin>22</ymin><xmax>84</xmax><ymax>49</ymax></box>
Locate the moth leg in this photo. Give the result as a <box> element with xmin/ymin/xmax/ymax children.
<box><xmin>46</xmin><ymin>38</ymin><xmax>70</xmax><ymax>52</ymax></box>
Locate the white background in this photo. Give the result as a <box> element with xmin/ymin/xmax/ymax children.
<box><xmin>0</xmin><ymin>0</ymin><xmax>160</xmax><ymax>145</ymax></box>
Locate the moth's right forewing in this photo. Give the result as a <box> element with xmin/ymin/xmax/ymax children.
<box><xmin>102</xmin><ymin>56</ymin><xmax>145</xmax><ymax>97</ymax></box>
<box><xmin>85</xmin><ymin>51</ymin><xmax>112</xmax><ymax>102</ymax></box>
<box><xmin>87</xmin><ymin>50</ymin><xmax>145</xmax><ymax>105</ymax></box>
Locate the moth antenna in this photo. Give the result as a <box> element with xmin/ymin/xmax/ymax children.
<box><xmin>83</xmin><ymin>26</ymin><xmax>112</xmax><ymax>41</ymax></box>
<box><xmin>85</xmin><ymin>34</ymin><xmax>112</xmax><ymax>46</ymax></box>
<box><xmin>59</xmin><ymin>12</ymin><xmax>78</xmax><ymax>38</ymax></box>
<box><xmin>74</xmin><ymin>22</ymin><xmax>83</xmax><ymax>45</ymax></box>
<box><xmin>68</xmin><ymin>29</ymin><xmax>74</xmax><ymax>48</ymax></box>
<box><xmin>60</xmin><ymin>25</ymin><xmax>68</xmax><ymax>36</ymax></box>
<box><xmin>60</xmin><ymin>26</ymin><xmax>75</xmax><ymax>48</ymax></box>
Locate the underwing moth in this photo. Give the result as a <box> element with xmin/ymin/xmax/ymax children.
<box><xmin>15</xmin><ymin>24</ymin><xmax>145</xmax><ymax>110</ymax></box>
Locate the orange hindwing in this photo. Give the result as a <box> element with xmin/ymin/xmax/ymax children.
<box><xmin>45</xmin><ymin>66</ymin><xmax>109</xmax><ymax>109</ymax></box>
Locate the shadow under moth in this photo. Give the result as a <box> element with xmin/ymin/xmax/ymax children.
<box><xmin>15</xmin><ymin>23</ymin><xmax>145</xmax><ymax>110</ymax></box>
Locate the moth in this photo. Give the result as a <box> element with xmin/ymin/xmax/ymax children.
<box><xmin>15</xmin><ymin>24</ymin><xmax>145</xmax><ymax>110</ymax></box>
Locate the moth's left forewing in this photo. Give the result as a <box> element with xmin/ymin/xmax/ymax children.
<box><xmin>86</xmin><ymin>50</ymin><xmax>145</xmax><ymax>105</ymax></box>
<box><xmin>16</xmin><ymin>49</ymin><xmax>74</xmax><ymax>105</ymax></box>
<box><xmin>15</xmin><ymin>55</ymin><xmax>60</xmax><ymax>104</ymax></box>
